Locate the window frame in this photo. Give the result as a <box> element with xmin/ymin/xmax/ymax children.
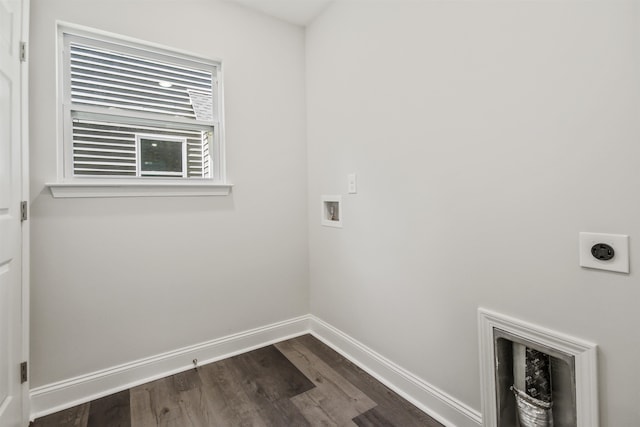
<box><xmin>49</xmin><ymin>22</ymin><xmax>231</xmax><ymax>198</ymax></box>
<box><xmin>135</xmin><ymin>134</ymin><xmax>187</xmax><ymax>178</ymax></box>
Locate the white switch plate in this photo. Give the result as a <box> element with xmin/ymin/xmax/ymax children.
<box><xmin>348</xmin><ymin>173</ymin><xmax>357</xmax><ymax>194</ymax></box>
<box><xmin>579</xmin><ymin>232</ymin><xmax>629</xmax><ymax>273</ymax></box>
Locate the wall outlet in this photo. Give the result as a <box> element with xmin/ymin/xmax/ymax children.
<box><xmin>579</xmin><ymin>232</ymin><xmax>629</xmax><ymax>273</ymax></box>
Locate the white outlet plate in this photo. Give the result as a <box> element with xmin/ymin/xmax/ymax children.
<box><xmin>579</xmin><ymin>232</ymin><xmax>629</xmax><ymax>273</ymax></box>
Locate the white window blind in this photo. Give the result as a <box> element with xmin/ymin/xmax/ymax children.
<box><xmin>62</xmin><ymin>32</ymin><xmax>221</xmax><ymax>181</ymax></box>
<box><xmin>70</xmin><ymin>115</ymin><xmax>211</xmax><ymax>177</ymax></box>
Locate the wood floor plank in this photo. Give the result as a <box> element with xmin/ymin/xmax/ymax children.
<box><xmin>275</xmin><ymin>339</ymin><xmax>377</xmax><ymax>426</ymax></box>
<box><xmin>196</xmin><ymin>346</ymin><xmax>315</xmax><ymax>426</ymax></box>
<box><xmin>171</xmin><ymin>369</ymin><xmax>202</xmax><ymax>393</ymax></box>
<box><xmin>254</xmin><ymin>396</ymin><xmax>313</xmax><ymax>427</ymax></box>
<box><xmin>291</xmin><ymin>390</ymin><xmax>358</xmax><ymax>427</ymax></box>
<box><xmin>130</xmin><ymin>375</ymin><xmax>190</xmax><ymax>427</ymax></box>
<box><xmin>226</xmin><ymin>346</ymin><xmax>313</xmax><ymax>426</ymax></box>
<box><xmin>174</xmin><ymin>385</ymin><xmax>216</xmax><ymax>427</ymax></box>
<box><xmin>132</xmin><ymin>369</ymin><xmax>229</xmax><ymax>427</ymax></box>
<box><xmin>130</xmin><ymin>381</ymin><xmax>156</xmax><ymax>427</ymax></box>
<box><xmin>31</xmin><ymin>403</ymin><xmax>90</xmax><ymax>427</ymax></box>
<box><xmin>353</xmin><ymin>407</ymin><xmax>395</xmax><ymax>427</ymax></box>
<box><xmin>87</xmin><ymin>389</ymin><xmax>131</xmax><ymax>427</ymax></box>
<box><xmin>198</xmin><ymin>358</ymin><xmax>268</xmax><ymax>427</ymax></box>
<box><xmin>290</xmin><ymin>334</ymin><xmax>444</xmax><ymax>427</ymax></box>
<box><xmin>232</xmin><ymin>345</ymin><xmax>316</xmax><ymax>400</ymax></box>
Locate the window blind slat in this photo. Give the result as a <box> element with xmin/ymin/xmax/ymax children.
<box><xmin>70</xmin><ymin>56</ymin><xmax>211</xmax><ymax>89</ymax></box>
<box><xmin>71</xmin><ymin>76</ymin><xmax>191</xmax><ymax>103</ymax></box>
<box><xmin>73</xmin><ymin>132</ymin><xmax>135</xmax><ymax>141</ymax></box>
<box><xmin>73</xmin><ymin>120</ymin><xmax>203</xmax><ymax>137</ymax></box>
<box><xmin>71</xmin><ymin>70</ymin><xmax>192</xmax><ymax>97</ymax></box>
<box><xmin>75</xmin><ymin>169</ymin><xmax>137</xmax><ymax>174</ymax></box>
<box><xmin>76</xmin><ymin>157</ymin><xmax>136</xmax><ymax>167</ymax></box>
<box><xmin>71</xmin><ymin>90</ymin><xmax>196</xmax><ymax>115</ymax></box>
<box><xmin>71</xmin><ymin>45</ymin><xmax>212</xmax><ymax>82</ymax></box>
<box><xmin>73</xmin><ymin>142</ymin><xmax>135</xmax><ymax>150</ymax></box>
<box><xmin>70</xmin><ymin>62</ymin><xmax>209</xmax><ymax>94</ymax></box>
<box><xmin>74</xmin><ymin>157</ymin><xmax>137</xmax><ymax>164</ymax></box>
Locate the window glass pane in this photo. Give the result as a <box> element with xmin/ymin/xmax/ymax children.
<box><xmin>139</xmin><ymin>138</ymin><xmax>184</xmax><ymax>176</ymax></box>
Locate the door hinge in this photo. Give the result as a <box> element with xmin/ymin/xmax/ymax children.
<box><xmin>20</xmin><ymin>361</ymin><xmax>27</xmax><ymax>384</ymax></box>
<box><xmin>19</xmin><ymin>41</ymin><xmax>27</xmax><ymax>62</ymax></box>
<box><xmin>20</xmin><ymin>201</ymin><xmax>27</xmax><ymax>222</ymax></box>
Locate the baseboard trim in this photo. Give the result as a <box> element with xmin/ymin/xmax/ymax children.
<box><xmin>30</xmin><ymin>315</ymin><xmax>311</xmax><ymax>420</ymax></box>
<box><xmin>309</xmin><ymin>316</ymin><xmax>482</xmax><ymax>427</ymax></box>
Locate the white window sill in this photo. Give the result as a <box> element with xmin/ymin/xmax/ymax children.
<box><xmin>46</xmin><ymin>181</ymin><xmax>233</xmax><ymax>198</ymax></box>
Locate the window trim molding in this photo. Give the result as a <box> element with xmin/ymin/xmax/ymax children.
<box><xmin>47</xmin><ymin>181</ymin><xmax>232</xmax><ymax>198</ymax></box>
<box><xmin>52</xmin><ymin>21</ymin><xmax>229</xmax><ymax>197</ymax></box>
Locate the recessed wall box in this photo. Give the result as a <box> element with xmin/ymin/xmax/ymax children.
<box><xmin>321</xmin><ymin>195</ymin><xmax>342</xmax><ymax>228</ymax></box>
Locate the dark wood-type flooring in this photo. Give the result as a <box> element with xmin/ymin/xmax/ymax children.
<box><xmin>32</xmin><ymin>334</ymin><xmax>443</xmax><ymax>427</ymax></box>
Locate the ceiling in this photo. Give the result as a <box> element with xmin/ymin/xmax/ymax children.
<box><xmin>227</xmin><ymin>0</ymin><xmax>333</xmax><ymax>26</ymax></box>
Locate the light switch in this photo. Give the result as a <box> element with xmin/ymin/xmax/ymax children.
<box><xmin>579</xmin><ymin>232</ymin><xmax>629</xmax><ymax>273</ymax></box>
<box><xmin>348</xmin><ymin>173</ymin><xmax>357</xmax><ymax>194</ymax></box>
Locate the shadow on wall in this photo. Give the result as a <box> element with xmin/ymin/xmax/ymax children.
<box><xmin>31</xmin><ymin>187</ymin><xmax>236</xmax><ymax>218</ymax></box>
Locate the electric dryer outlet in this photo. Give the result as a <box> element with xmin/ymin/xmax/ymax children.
<box><xmin>579</xmin><ymin>232</ymin><xmax>629</xmax><ymax>273</ymax></box>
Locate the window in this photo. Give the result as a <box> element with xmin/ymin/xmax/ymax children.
<box><xmin>137</xmin><ymin>135</ymin><xmax>187</xmax><ymax>177</ymax></box>
<box><xmin>50</xmin><ymin>24</ymin><xmax>229</xmax><ymax>197</ymax></box>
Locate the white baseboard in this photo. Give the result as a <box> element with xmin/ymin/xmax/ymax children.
<box><xmin>30</xmin><ymin>315</ymin><xmax>311</xmax><ymax>420</ymax></box>
<box><xmin>308</xmin><ymin>316</ymin><xmax>482</xmax><ymax>427</ymax></box>
<box><xmin>30</xmin><ymin>314</ymin><xmax>482</xmax><ymax>427</ymax></box>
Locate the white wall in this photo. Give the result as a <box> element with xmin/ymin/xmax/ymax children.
<box><xmin>306</xmin><ymin>1</ymin><xmax>640</xmax><ymax>425</ymax></box>
<box><xmin>29</xmin><ymin>0</ymin><xmax>640</xmax><ymax>424</ymax></box>
<box><xmin>29</xmin><ymin>0</ymin><xmax>308</xmax><ymax>387</ymax></box>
